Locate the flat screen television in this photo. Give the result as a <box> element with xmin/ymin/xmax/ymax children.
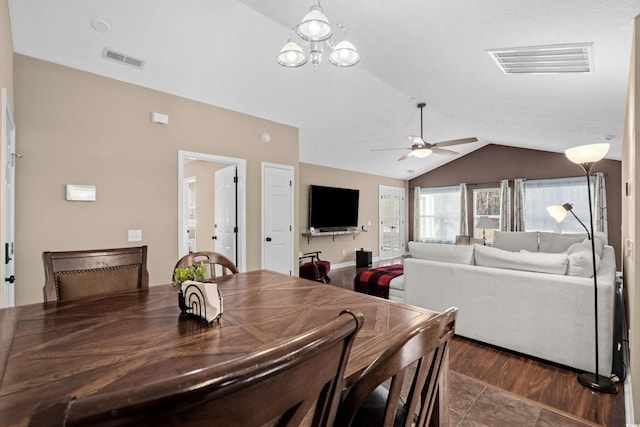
<box><xmin>309</xmin><ymin>185</ymin><xmax>359</xmax><ymax>232</ymax></box>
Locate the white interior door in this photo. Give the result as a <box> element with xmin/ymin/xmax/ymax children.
<box><xmin>2</xmin><ymin>89</ymin><xmax>16</xmax><ymax>308</ymax></box>
<box><xmin>379</xmin><ymin>185</ymin><xmax>405</xmax><ymax>259</ymax></box>
<box><xmin>262</xmin><ymin>163</ymin><xmax>293</xmax><ymax>275</ymax></box>
<box><xmin>214</xmin><ymin>165</ymin><xmax>237</xmax><ymax>264</ymax></box>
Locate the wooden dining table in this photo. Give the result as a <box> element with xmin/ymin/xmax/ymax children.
<box><xmin>0</xmin><ymin>270</ymin><xmax>446</xmax><ymax>426</ymax></box>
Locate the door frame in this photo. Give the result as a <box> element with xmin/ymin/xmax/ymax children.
<box><xmin>261</xmin><ymin>162</ymin><xmax>294</xmax><ymax>273</ymax></box>
<box><xmin>178</xmin><ymin>150</ymin><xmax>246</xmax><ymax>272</ymax></box>
<box><xmin>1</xmin><ymin>88</ymin><xmax>15</xmax><ymax>308</ymax></box>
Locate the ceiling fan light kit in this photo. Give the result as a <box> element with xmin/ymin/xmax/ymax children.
<box><xmin>276</xmin><ymin>1</ymin><xmax>360</xmax><ymax>68</ymax></box>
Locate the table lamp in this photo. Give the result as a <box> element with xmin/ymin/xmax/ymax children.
<box><xmin>475</xmin><ymin>216</ymin><xmax>494</xmax><ymax>242</ymax></box>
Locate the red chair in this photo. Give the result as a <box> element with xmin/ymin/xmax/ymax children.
<box><xmin>299</xmin><ymin>251</ymin><xmax>331</xmax><ymax>284</ymax></box>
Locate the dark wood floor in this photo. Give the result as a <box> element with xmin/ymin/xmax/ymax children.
<box><xmin>328</xmin><ymin>257</ymin><xmax>625</xmax><ymax>427</ymax></box>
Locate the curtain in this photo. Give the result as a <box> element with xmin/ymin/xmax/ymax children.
<box><xmin>499</xmin><ymin>179</ymin><xmax>510</xmax><ymax>231</ymax></box>
<box><xmin>459</xmin><ymin>183</ymin><xmax>468</xmax><ymax>236</ymax></box>
<box><xmin>413</xmin><ymin>186</ymin><xmax>421</xmax><ymax>241</ymax></box>
<box><xmin>513</xmin><ymin>178</ymin><xmax>526</xmax><ymax>231</ymax></box>
<box><xmin>593</xmin><ymin>172</ymin><xmax>608</xmax><ymax>236</ymax></box>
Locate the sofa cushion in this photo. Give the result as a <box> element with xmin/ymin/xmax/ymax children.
<box><xmin>474</xmin><ymin>244</ymin><xmax>568</xmax><ymax>275</ymax></box>
<box><xmin>566</xmin><ymin>239</ymin><xmax>601</xmax><ymax>277</ymax></box>
<box><xmin>408</xmin><ymin>241</ymin><xmax>474</xmax><ymax>265</ymax></box>
<box><xmin>538</xmin><ymin>232</ymin><xmax>586</xmax><ymax>253</ymax></box>
<box><xmin>492</xmin><ymin>231</ymin><xmax>539</xmax><ymax>252</ymax></box>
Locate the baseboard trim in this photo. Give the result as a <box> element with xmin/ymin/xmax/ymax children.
<box><xmin>332</xmin><ymin>257</ymin><xmax>381</xmax><ymax>270</ymax></box>
<box><xmin>625</xmin><ymin>368</ymin><xmax>634</xmax><ymax>425</ymax></box>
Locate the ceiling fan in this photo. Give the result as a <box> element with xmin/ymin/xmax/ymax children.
<box><xmin>373</xmin><ymin>103</ymin><xmax>478</xmax><ymax>161</ymax></box>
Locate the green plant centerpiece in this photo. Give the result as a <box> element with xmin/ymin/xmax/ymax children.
<box><xmin>174</xmin><ymin>262</ymin><xmax>206</xmax><ymax>314</ymax></box>
<box><xmin>173</xmin><ymin>262</ymin><xmax>206</xmax><ymax>289</ymax></box>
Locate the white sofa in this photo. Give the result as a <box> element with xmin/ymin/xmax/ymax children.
<box><xmin>401</xmin><ymin>231</ymin><xmax>616</xmax><ymax>375</ymax></box>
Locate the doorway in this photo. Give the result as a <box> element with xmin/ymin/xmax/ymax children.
<box><xmin>379</xmin><ymin>185</ymin><xmax>405</xmax><ymax>259</ymax></box>
<box><xmin>178</xmin><ymin>151</ymin><xmax>246</xmax><ymax>272</ymax></box>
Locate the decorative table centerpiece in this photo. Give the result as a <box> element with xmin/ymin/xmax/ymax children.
<box><xmin>173</xmin><ymin>262</ymin><xmax>223</xmax><ymax>325</ymax></box>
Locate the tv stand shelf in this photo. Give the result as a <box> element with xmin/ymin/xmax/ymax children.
<box><xmin>302</xmin><ymin>229</ymin><xmax>366</xmax><ymax>243</ymax></box>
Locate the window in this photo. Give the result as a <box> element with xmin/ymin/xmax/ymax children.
<box><xmin>473</xmin><ymin>188</ymin><xmax>501</xmax><ymax>241</ymax></box>
<box><xmin>418</xmin><ymin>186</ymin><xmax>460</xmax><ymax>243</ymax></box>
<box><xmin>525</xmin><ymin>176</ymin><xmax>593</xmax><ymax>233</ymax></box>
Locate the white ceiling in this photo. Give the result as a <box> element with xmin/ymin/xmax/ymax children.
<box><xmin>8</xmin><ymin>0</ymin><xmax>640</xmax><ymax>179</ymax></box>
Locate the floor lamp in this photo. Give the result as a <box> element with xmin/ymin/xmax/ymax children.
<box><xmin>548</xmin><ymin>143</ymin><xmax>618</xmax><ymax>394</ymax></box>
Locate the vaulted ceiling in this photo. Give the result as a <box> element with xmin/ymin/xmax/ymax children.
<box><xmin>8</xmin><ymin>0</ymin><xmax>640</xmax><ymax>179</ymax></box>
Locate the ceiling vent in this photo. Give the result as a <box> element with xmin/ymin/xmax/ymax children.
<box><xmin>487</xmin><ymin>43</ymin><xmax>593</xmax><ymax>74</ymax></box>
<box><xmin>101</xmin><ymin>48</ymin><xmax>145</xmax><ymax>70</ymax></box>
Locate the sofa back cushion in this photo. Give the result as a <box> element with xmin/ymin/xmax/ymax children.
<box><xmin>474</xmin><ymin>244</ymin><xmax>568</xmax><ymax>275</ymax></box>
<box><xmin>492</xmin><ymin>231</ymin><xmax>539</xmax><ymax>252</ymax></box>
<box><xmin>538</xmin><ymin>232</ymin><xmax>586</xmax><ymax>253</ymax></box>
<box><xmin>408</xmin><ymin>241</ymin><xmax>474</xmax><ymax>265</ymax></box>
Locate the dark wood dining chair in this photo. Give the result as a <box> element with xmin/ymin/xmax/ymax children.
<box><xmin>28</xmin><ymin>309</ymin><xmax>364</xmax><ymax>427</ymax></box>
<box><xmin>173</xmin><ymin>251</ymin><xmax>239</xmax><ymax>283</ymax></box>
<box><xmin>335</xmin><ymin>308</ymin><xmax>457</xmax><ymax>427</ymax></box>
<box><xmin>299</xmin><ymin>250</ymin><xmax>331</xmax><ymax>284</ymax></box>
<box><xmin>42</xmin><ymin>246</ymin><xmax>149</xmax><ymax>302</ymax></box>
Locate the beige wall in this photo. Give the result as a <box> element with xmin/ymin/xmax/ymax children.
<box><xmin>14</xmin><ymin>55</ymin><xmax>300</xmax><ymax>305</ymax></box>
<box><xmin>299</xmin><ymin>163</ymin><xmax>407</xmax><ymax>265</ymax></box>
<box><xmin>622</xmin><ymin>15</ymin><xmax>639</xmax><ymax>424</ymax></box>
<box><xmin>0</xmin><ymin>0</ymin><xmax>13</xmax><ymax>104</ymax></box>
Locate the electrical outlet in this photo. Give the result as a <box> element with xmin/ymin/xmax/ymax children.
<box><xmin>342</xmin><ymin>249</ymin><xmax>345</xmax><ymax>255</ymax></box>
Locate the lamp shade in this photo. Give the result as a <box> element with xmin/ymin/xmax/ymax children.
<box><xmin>546</xmin><ymin>205</ymin><xmax>568</xmax><ymax>223</ymax></box>
<box><xmin>411</xmin><ymin>148</ymin><xmax>432</xmax><ymax>158</ymax></box>
<box><xmin>565</xmin><ymin>143</ymin><xmax>610</xmax><ymax>165</ymax></box>
<box><xmin>296</xmin><ymin>9</ymin><xmax>332</xmax><ymax>41</ymax></box>
<box><xmin>276</xmin><ymin>42</ymin><xmax>307</xmax><ymax>67</ymax></box>
<box><xmin>476</xmin><ymin>216</ymin><xmax>494</xmax><ymax>229</ymax></box>
<box><xmin>329</xmin><ymin>40</ymin><xmax>360</xmax><ymax>67</ymax></box>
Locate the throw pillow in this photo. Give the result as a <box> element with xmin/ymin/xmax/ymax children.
<box><xmin>474</xmin><ymin>244</ymin><xmax>568</xmax><ymax>275</ymax></box>
<box><xmin>566</xmin><ymin>250</ymin><xmax>598</xmax><ymax>277</ymax></box>
<box><xmin>408</xmin><ymin>241</ymin><xmax>475</xmax><ymax>265</ymax></box>
<box><xmin>565</xmin><ymin>239</ymin><xmax>602</xmax><ymax>277</ymax></box>
<box><xmin>492</xmin><ymin>231</ymin><xmax>539</xmax><ymax>252</ymax></box>
<box><xmin>538</xmin><ymin>232</ymin><xmax>586</xmax><ymax>253</ymax></box>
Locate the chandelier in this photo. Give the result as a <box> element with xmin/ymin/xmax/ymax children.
<box><xmin>276</xmin><ymin>1</ymin><xmax>360</xmax><ymax>68</ymax></box>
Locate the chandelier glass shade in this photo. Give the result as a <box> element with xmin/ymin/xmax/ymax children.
<box><xmin>277</xmin><ymin>1</ymin><xmax>359</xmax><ymax>68</ymax></box>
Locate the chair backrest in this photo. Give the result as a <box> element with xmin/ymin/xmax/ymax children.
<box><xmin>336</xmin><ymin>308</ymin><xmax>457</xmax><ymax>427</ymax></box>
<box><xmin>42</xmin><ymin>246</ymin><xmax>149</xmax><ymax>302</ymax></box>
<box><xmin>29</xmin><ymin>309</ymin><xmax>365</xmax><ymax>427</ymax></box>
<box><xmin>173</xmin><ymin>251</ymin><xmax>239</xmax><ymax>283</ymax></box>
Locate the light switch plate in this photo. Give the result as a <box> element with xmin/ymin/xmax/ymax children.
<box><xmin>128</xmin><ymin>229</ymin><xmax>142</xmax><ymax>242</ymax></box>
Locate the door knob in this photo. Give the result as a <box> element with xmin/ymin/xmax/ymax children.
<box><xmin>266</xmin><ymin>237</ymin><xmax>272</xmax><ymax>242</ymax></box>
<box><xmin>5</xmin><ymin>275</ymin><xmax>15</xmax><ymax>283</ymax></box>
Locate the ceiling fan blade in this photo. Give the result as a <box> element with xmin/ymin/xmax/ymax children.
<box><xmin>408</xmin><ymin>135</ymin><xmax>425</xmax><ymax>146</ymax></box>
<box><xmin>431</xmin><ymin>147</ymin><xmax>459</xmax><ymax>156</ymax></box>
<box><xmin>371</xmin><ymin>147</ymin><xmax>411</xmax><ymax>152</ymax></box>
<box><xmin>398</xmin><ymin>151</ymin><xmax>414</xmax><ymax>161</ymax></box>
<box><xmin>432</xmin><ymin>137</ymin><xmax>478</xmax><ymax>148</ymax></box>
